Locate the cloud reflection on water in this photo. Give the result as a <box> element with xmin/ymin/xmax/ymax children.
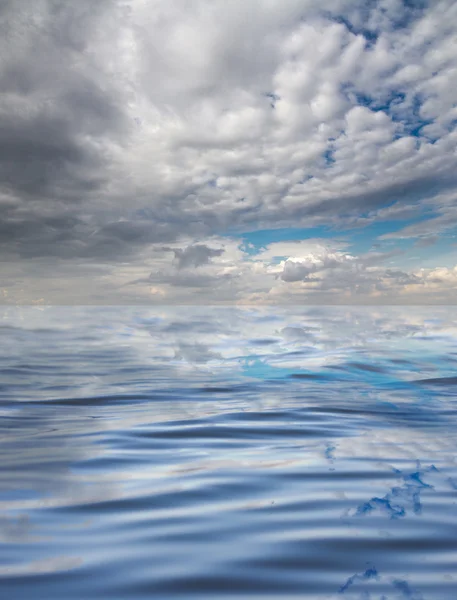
<box><xmin>1</xmin><ymin>306</ymin><xmax>457</xmax><ymax>598</ymax></box>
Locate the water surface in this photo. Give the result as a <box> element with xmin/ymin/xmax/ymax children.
<box><xmin>1</xmin><ymin>306</ymin><xmax>457</xmax><ymax>599</ymax></box>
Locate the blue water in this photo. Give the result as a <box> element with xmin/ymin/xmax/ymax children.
<box><xmin>1</xmin><ymin>306</ymin><xmax>457</xmax><ymax>599</ymax></box>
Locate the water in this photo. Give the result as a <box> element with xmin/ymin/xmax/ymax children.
<box><xmin>1</xmin><ymin>306</ymin><xmax>457</xmax><ymax>599</ymax></box>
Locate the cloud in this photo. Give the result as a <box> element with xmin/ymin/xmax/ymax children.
<box><xmin>172</xmin><ymin>244</ymin><xmax>224</xmax><ymax>269</ymax></box>
<box><xmin>414</xmin><ymin>236</ymin><xmax>439</xmax><ymax>248</ymax></box>
<box><xmin>280</xmin><ymin>251</ymin><xmax>355</xmax><ymax>282</ymax></box>
<box><xmin>1</xmin><ymin>0</ymin><xmax>457</xmax><ymax>303</ymax></box>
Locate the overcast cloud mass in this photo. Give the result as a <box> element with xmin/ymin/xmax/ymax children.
<box><xmin>1</xmin><ymin>0</ymin><xmax>457</xmax><ymax>304</ymax></box>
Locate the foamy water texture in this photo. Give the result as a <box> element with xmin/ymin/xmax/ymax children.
<box><xmin>1</xmin><ymin>306</ymin><xmax>457</xmax><ymax>599</ymax></box>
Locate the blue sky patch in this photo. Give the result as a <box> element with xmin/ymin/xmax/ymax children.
<box><xmin>227</xmin><ymin>211</ymin><xmax>437</xmax><ymax>260</ymax></box>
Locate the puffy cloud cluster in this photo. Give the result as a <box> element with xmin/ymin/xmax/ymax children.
<box><xmin>280</xmin><ymin>252</ymin><xmax>355</xmax><ymax>282</ymax></box>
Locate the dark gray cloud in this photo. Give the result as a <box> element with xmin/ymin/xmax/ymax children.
<box><xmin>281</xmin><ymin>171</ymin><xmax>457</xmax><ymax>228</ymax></box>
<box><xmin>0</xmin><ymin>0</ymin><xmax>133</xmax><ymax>259</ymax></box>
<box><xmin>173</xmin><ymin>244</ymin><xmax>225</xmax><ymax>269</ymax></box>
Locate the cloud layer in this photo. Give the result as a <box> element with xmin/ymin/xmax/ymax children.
<box><xmin>1</xmin><ymin>0</ymin><xmax>457</xmax><ymax>303</ymax></box>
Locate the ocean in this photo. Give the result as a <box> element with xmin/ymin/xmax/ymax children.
<box><xmin>1</xmin><ymin>306</ymin><xmax>456</xmax><ymax>599</ymax></box>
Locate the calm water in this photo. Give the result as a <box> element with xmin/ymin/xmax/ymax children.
<box><xmin>1</xmin><ymin>306</ymin><xmax>457</xmax><ymax>599</ymax></box>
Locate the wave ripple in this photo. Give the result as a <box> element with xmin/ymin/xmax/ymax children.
<box><xmin>1</xmin><ymin>306</ymin><xmax>457</xmax><ymax>599</ymax></box>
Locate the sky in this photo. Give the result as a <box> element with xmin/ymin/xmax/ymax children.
<box><xmin>1</xmin><ymin>0</ymin><xmax>457</xmax><ymax>305</ymax></box>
